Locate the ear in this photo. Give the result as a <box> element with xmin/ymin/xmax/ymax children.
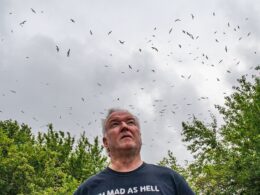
<box><xmin>103</xmin><ymin>136</ymin><xmax>108</xmax><ymax>148</ymax></box>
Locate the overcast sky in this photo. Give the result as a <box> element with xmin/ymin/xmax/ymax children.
<box><xmin>0</xmin><ymin>0</ymin><xmax>259</xmax><ymax>165</ymax></box>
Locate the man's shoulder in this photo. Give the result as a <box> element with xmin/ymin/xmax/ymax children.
<box><xmin>74</xmin><ymin>169</ymin><xmax>108</xmax><ymax>194</ymax></box>
<box><xmin>144</xmin><ymin>163</ymin><xmax>178</xmax><ymax>175</ymax></box>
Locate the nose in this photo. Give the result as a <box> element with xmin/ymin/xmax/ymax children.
<box><xmin>120</xmin><ymin>121</ymin><xmax>129</xmax><ymax>131</ymax></box>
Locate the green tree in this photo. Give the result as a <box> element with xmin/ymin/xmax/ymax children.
<box><xmin>161</xmin><ymin>71</ymin><xmax>260</xmax><ymax>194</ymax></box>
<box><xmin>0</xmin><ymin>120</ymin><xmax>107</xmax><ymax>194</ymax></box>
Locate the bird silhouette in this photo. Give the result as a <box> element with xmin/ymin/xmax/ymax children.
<box><xmin>67</xmin><ymin>49</ymin><xmax>70</xmax><ymax>57</ymax></box>
<box><xmin>56</xmin><ymin>45</ymin><xmax>59</xmax><ymax>52</ymax></box>
<box><xmin>31</xmin><ymin>8</ymin><xmax>36</xmax><ymax>13</ymax></box>
<box><xmin>19</xmin><ymin>20</ymin><xmax>26</xmax><ymax>26</ymax></box>
<box><xmin>119</xmin><ymin>40</ymin><xmax>125</xmax><ymax>44</ymax></box>
<box><xmin>151</xmin><ymin>47</ymin><xmax>158</xmax><ymax>52</ymax></box>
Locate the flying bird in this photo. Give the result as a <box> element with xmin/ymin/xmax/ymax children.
<box><xmin>174</xmin><ymin>19</ymin><xmax>181</xmax><ymax>22</ymax></box>
<box><xmin>151</xmin><ymin>47</ymin><xmax>158</xmax><ymax>52</ymax></box>
<box><xmin>169</xmin><ymin>28</ymin><xmax>173</xmax><ymax>34</ymax></box>
<box><xmin>31</xmin><ymin>8</ymin><xmax>36</xmax><ymax>13</ymax></box>
<box><xmin>10</xmin><ymin>90</ymin><xmax>16</xmax><ymax>93</ymax></box>
<box><xmin>119</xmin><ymin>40</ymin><xmax>125</xmax><ymax>44</ymax></box>
<box><xmin>67</xmin><ymin>49</ymin><xmax>70</xmax><ymax>57</ymax></box>
<box><xmin>90</xmin><ymin>30</ymin><xmax>93</xmax><ymax>35</ymax></box>
<box><xmin>56</xmin><ymin>45</ymin><xmax>59</xmax><ymax>52</ymax></box>
<box><xmin>191</xmin><ymin>14</ymin><xmax>194</xmax><ymax>19</ymax></box>
<box><xmin>19</xmin><ymin>20</ymin><xmax>27</xmax><ymax>26</ymax></box>
<box><xmin>108</xmin><ymin>31</ymin><xmax>112</xmax><ymax>35</ymax></box>
<box><xmin>225</xmin><ymin>46</ymin><xmax>227</xmax><ymax>52</ymax></box>
<box><xmin>70</xmin><ymin>19</ymin><xmax>75</xmax><ymax>23</ymax></box>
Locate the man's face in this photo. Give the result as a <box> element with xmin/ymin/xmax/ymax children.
<box><xmin>103</xmin><ymin>111</ymin><xmax>142</xmax><ymax>155</ymax></box>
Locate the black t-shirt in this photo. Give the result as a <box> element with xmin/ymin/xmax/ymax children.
<box><xmin>74</xmin><ymin>162</ymin><xmax>195</xmax><ymax>195</ymax></box>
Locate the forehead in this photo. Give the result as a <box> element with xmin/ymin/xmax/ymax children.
<box><xmin>107</xmin><ymin>111</ymin><xmax>135</xmax><ymax>122</ymax></box>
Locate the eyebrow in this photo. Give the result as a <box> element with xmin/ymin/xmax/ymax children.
<box><xmin>107</xmin><ymin>117</ymin><xmax>135</xmax><ymax>124</ymax></box>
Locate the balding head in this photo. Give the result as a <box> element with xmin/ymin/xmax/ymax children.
<box><xmin>102</xmin><ymin>108</ymin><xmax>140</xmax><ymax>135</ymax></box>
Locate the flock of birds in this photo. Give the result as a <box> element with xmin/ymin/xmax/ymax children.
<box><xmin>1</xmin><ymin>5</ymin><xmax>259</xmax><ymax>156</ymax></box>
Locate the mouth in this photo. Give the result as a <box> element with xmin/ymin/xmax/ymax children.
<box><xmin>120</xmin><ymin>135</ymin><xmax>133</xmax><ymax>140</ymax></box>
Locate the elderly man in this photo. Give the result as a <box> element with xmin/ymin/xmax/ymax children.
<box><xmin>74</xmin><ymin>108</ymin><xmax>194</xmax><ymax>195</ymax></box>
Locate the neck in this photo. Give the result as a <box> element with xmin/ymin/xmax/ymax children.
<box><xmin>109</xmin><ymin>154</ymin><xmax>143</xmax><ymax>172</ymax></box>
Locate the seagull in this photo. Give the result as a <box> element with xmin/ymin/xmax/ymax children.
<box><xmin>169</xmin><ymin>28</ymin><xmax>173</xmax><ymax>34</ymax></box>
<box><xmin>67</xmin><ymin>49</ymin><xmax>70</xmax><ymax>57</ymax></box>
<box><xmin>70</xmin><ymin>19</ymin><xmax>75</xmax><ymax>23</ymax></box>
<box><xmin>225</xmin><ymin>46</ymin><xmax>227</xmax><ymax>52</ymax></box>
<box><xmin>191</xmin><ymin>14</ymin><xmax>194</xmax><ymax>19</ymax></box>
<box><xmin>174</xmin><ymin>19</ymin><xmax>181</xmax><ymax>22</ymax></box>
<box><xmin>10</xmin><ymin>90</ymin><xmax>16</xmax><ymax>93</ymax></box>
<box><xmin>90</xmin><ymin>30</ymin><xmax>93</xmax><ymax>35</ymax></box>
<box><xmin>108</xmin><ymin>31</ymin><xmax>112</xmax><ymax>35</ymax></box>
<box><xmin>128</xmin><ymin>65</ymin><xmax>132</xmax><ymax>69</ymax></box>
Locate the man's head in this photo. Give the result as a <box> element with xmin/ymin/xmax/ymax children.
<box><xmin>102</xmin><ymin>108</ymin><xmax>142</xmax><ymax>157</ymax></box>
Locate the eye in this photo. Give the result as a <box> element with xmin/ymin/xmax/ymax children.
<box><xmin>110</xmin><ymin>121</ymin><xmax>119</xmax><ymax>128</ymax></box>
<box><xmin>127</xmin><ymin>119</ymin><xmax>136</xmax><ymax>125</ymax></box>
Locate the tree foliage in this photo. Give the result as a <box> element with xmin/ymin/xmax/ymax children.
<box><xmin>161</xmin><ymin>73</ymin><xmax>260</xmax><ymax>194</ymax></box>
<box><xmin>0</xmin><ymin>121</ymin><xmax>107</xmax><ymax>195</ymax></box>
